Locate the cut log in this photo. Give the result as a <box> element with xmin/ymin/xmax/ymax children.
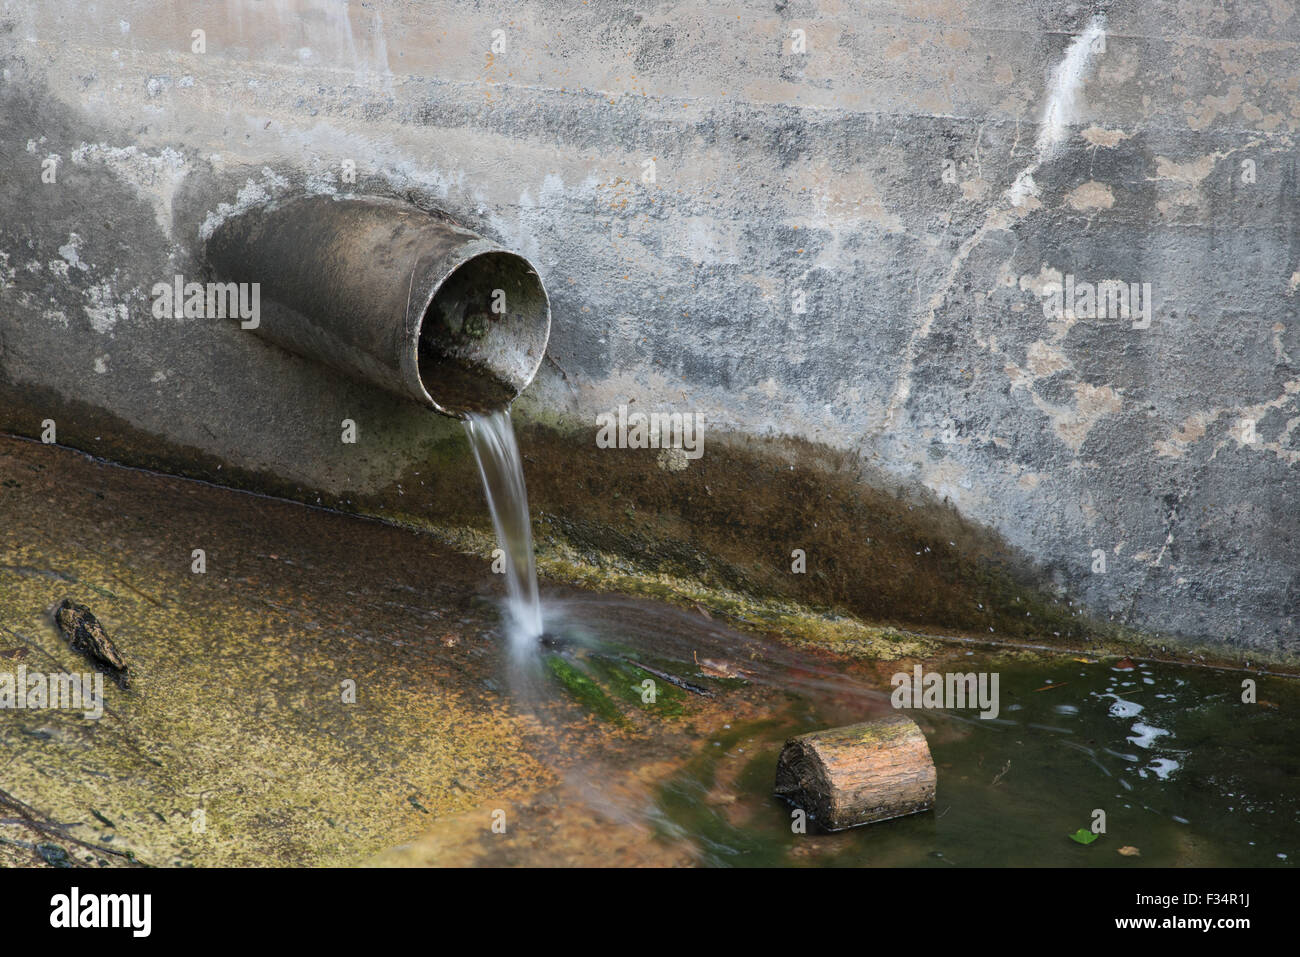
<box><xmin>774</xmin><ymin>713</ymin><xmax>936</xmax><ymax>831</ymax></box>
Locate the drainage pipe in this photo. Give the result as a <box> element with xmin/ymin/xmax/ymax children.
<box><xmin>203</xmin><ymin>195</ymin><xmax>550</xmax><ymax>417</ymax></box>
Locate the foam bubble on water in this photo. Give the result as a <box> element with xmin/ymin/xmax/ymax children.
<box><xmin>1141</xmin><ymin>757</ymin><xmax>1180</xmax><ymax>781</ymax></box>
<box><xmin>1128</xmin><ymin>721</ymin><xmax>1171</xmax><ymax>749</ymax></box>
<box><xmin>1099</xmin><ymin>693</ymin><xmax>1143</xmax><ymax>718</ymax></box>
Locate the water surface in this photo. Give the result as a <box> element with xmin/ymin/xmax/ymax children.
<box><xmin>442</xmin><ymin>591</ymin><xmax>1300</xmax><ymax>868</ymax></box>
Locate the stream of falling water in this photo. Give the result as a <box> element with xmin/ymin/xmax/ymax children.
<box><xmin>464</xmin><ymin>409</ymin><xmax>543</xmax><ymax>650</ymax></box>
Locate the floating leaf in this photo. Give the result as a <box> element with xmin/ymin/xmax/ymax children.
<box><xmin>1069</xmin><ymin>828</ymin><xmax>1100</xmax><ymax>845</ymax></box>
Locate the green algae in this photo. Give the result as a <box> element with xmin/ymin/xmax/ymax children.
<box><xmin>543</xmin><ymin>653</ymin><xmax>629</xmax><ymax>727</ymax></box>
<box><xmin>584</xmin><ymin>654</ymin><xmax>687</xmax><ymax>717</ymax></box>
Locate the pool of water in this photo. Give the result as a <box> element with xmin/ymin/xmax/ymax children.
<box><xmin>487</xmin><ymin>593</ymin><xmax>1300</xmax><ymax>868</ymax></box>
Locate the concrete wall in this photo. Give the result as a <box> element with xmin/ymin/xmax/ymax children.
<box><xmin>1</xmin><ymin>0</ymin><xmax>1297</xmax><ymax>655</ymax></box>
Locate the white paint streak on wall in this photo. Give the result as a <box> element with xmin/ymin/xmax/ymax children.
<box><xmin>1036</xmin><ymin>16</ymin><xmax>1107</xmax><ymax>162</ymax></box>
<box><xmin>884</xmin><ymin>16</ymin><xmax>1108</xmax><ymax>433</ymax></box>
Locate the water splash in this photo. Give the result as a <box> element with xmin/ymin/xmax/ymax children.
<box><xmin>464</xmin><ymin>409</ymin><xmax>543</xmax><ymax>650</ymax></box>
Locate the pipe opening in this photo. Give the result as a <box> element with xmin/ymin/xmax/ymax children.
<box><xmin>417</xmin><ymin>251</ymin><xmax>550</xmax><ymax>417</ymax></box>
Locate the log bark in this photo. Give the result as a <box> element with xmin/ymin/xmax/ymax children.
<box><xmin>774</xmin><ymin>714</ymin><xmax>936</xmax><ymax>830</ymax></box>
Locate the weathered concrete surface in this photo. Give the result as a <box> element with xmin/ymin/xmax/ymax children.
<box><xmin>1</xmin><ymin>1</ymin><xmax>1297</xmax><ymax>656</ymax></box>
